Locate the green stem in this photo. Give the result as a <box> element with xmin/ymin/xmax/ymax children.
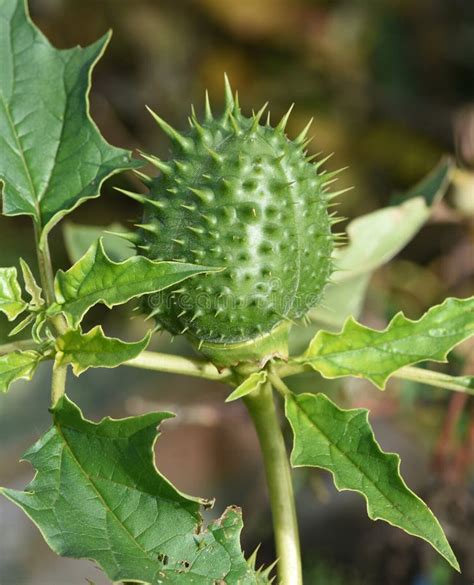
<box><xmin>34</xmin><ymin>223</ymin><xmax>56</xmax><ymax>306</ymax></box>
<box><xmin>34</xmin><ymin>225</ymin><xmax>68</xmax><ymax>404</ymax></box>
<box><xmin>395</xmin><ymin>366</ymin><xmax>474</xmax><ymax>395</ymax></box>
<box><xmin>276</xmin><ymin>362</ymin><xmax>474</xmax><ymax>395</ymax></box>
<box><xmin>0</xmin><ymin>339</ymin><xmax>39</xmax><ymax>355</ymax></box>
<box><xmin>125</xmin><ymin>350</ymin><xmax>233</xmax><ymax>382</ymax></box>
<box><xmin>51</xmin><ymin>363</ymin><xmax>68</xmax><ymax>406</ymax></box>
<box><xmin>244</xmin><ymin>382</ymin><xmax>302</xmax><ymax>585</ymax></box>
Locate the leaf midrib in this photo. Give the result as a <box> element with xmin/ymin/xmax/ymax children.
<box><xmin>62</xmin><ymin>261</ymin><xmax>200</xmax><ymax>315</ymax></box>
<box><xmin>54</xmin><ymin>422</ymin><xmax>168</xmax><ymax>570</ymax></box>
<box><xmin>291</xmin><ymin>396</ymin><xmax>431</xmax><ymax>536</ymax></box>
<box><xmin>306</xmin><ymin>302</ymin><xmax>471</xmax><ymax>364</ymax></box>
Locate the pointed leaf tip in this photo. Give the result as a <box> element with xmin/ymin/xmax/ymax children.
<box><xmin>0</xmin><ymin>10</ymin><xmax>137</xmax><ymax>241</ymax></box>
<box><xmin>226</xmin><ymin>371</ymin><xmax>267</xmax><ymax>402</ymax></box>
<box><xmin>54</xmin><ymin>238</ymin><xmax>220</xmax><ymax>326</ymax></box>
<box><xmin>286</xmin><ymin>392</ymin><xmax>460</xmax><ymax>571</ymax></box>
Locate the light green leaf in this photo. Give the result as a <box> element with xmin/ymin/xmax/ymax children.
<box><xmin>0</xmin><ymin>350</ymin><xmax>41</xmax><ymax>392</ymax></box>
<box><xmin>0</xmin><ymin>267</ymin><xmax>26</xmax><ymax>321</ymax></box>
<box><xmin>19</xmin><ymin>258</ymin><xmax>44</xmax><ymax>307</ymax></box>
<box><xmin>310</xmin><ymin>159</ymin><xmax>453</xmax><ymax>328</ymax></box>
<box><xmin>298</xmin><ymin>297</ymin><xmax>474</xmax><ymax>388</ymax></box>
<box><xmin>8</xmin><ymin>313</ymin><xmax>34</xmax><ymax>338</ymax></box>
<box><xmin>1</xmin><ymin>396</ymin><xmax>262</xmax><ymax>583</ymax></box>
<box><xmin>52</xmin><ymin>239</ymin><xmax>220</xmax><ymax>327</ymax></box>
<box><xmin>285</xmin><ymin>392</ymin><xmax>459</xmax><ymax>570</ymax></box>
<box><xmin>63</xmin><ymin>222</ymin><xmax>135</xmax><ymax>263</ymax></box>
<box><xmin>226</xmin><ymin>371</ymin><xmax>267</xmax><ymax>402</ymax></box>
<box><xmin>0</xmin><ymin>0</ymin><xmax>138</xmax><ymax>243</ymax></box>
<box><xmin>55</xmin><ymin>326</ymin><xmax>150</xmax><ymax>375</ymax></box>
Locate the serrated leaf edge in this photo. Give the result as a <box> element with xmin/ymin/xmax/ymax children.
<box><xmin>299</xmin><ymin>296</ymin><xmax>474</xmax><ymax>388</ymax></box>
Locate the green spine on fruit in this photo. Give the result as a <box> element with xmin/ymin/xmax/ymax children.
<box><xmin>126</xmin><ymin>78</ymin><xmax>343</xmax><ymax>366</ymax></box>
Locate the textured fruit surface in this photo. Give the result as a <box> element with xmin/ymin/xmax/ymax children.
<box><xmin>132</xmin><ymin>80</ymin><xmax>338</xmax><ymax>363</ymax></box>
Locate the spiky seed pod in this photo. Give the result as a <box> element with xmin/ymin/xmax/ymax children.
<box><xmin>131</xmin><ymin>78</ymin><xmax>340</xmax><ymax>366</ymax></box>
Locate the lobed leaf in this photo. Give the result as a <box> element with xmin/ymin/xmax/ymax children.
<box><xmin>1</xmin><ymin>396</ymin><xmax>262</xmax><ymax>583</ymax></box>
<box><xmin>0</xmin><ymin>350</ymin><xmax>41</xmax><ymax>392</ymax></box>
<box><xmin>0</xmin><ymin>0</ymin><xmax>138</xmax><ymax>243</ymax></box>
<box><xmin>298</xmin><ymin>297</ymin><xmax>474</xmax><ymax>388</ymax></box>
<box><xmin>55</xmin><ymin>326</ymin><xmax>150</xmax><ymax>375</ymax></box>
<box><xmin>52</xmin><ymin>239</ymin><xmax>221</xmax><ymax>327</ymax></box>
<box><xmin>285</xmin><ymin>392</ymin><xmax>459</xmax><ymax>570</ymax></box>
<box><xmin>0</xmin><ymin>267</ymin><xmax>26</xmax><ymax>321</ymax></box>
<box><xmin>226</xmin><ymin>371</ymin><xmax>268</xmax><ymax>402</ymax></box>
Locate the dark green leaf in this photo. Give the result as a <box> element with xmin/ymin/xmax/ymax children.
<box><xmin>55</xmin><ymin>326</ymin><xmax>150</xmax><ymax>375</ymax></box>
<box><xmin>51</xmin><ymin>239</ymin><xmax>220</xmax><ymax>327</ymax></box>
<box><xmin>0</xmin><ymin>349</ymin><xmax>41</xmax><ymax>392</ymax></box>
<box><xmin>298</xmin><ymin>297</ymin><xmax>474</xmax><ymax>388</ymax></box>
<box><xmin>286</xmin><ymin>392</ymin><xmax>459</xmax><ymax>570</ymax></box>
<box><xmin>0</xmin><ymin>0</ymin><xmax>138</xmax><ymax>242</ymax></box>
<box><xmin>1</xmin><ymin>397</ymin><xmax>262</xmax><ymax>583</ymax></box>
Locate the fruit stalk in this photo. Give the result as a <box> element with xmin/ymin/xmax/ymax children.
<box><xmin>244</xmin><ymin>381</ymin><xmax>302</xmax><ymax>585</ymax></box>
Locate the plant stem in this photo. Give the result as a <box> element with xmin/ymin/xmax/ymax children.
<box><xmin>276</xmin><ymin>362</ymin><xmax>474</xmax><ymax>395</ymax></box>
<box><xmin>0</xmin><ymin>339</ymin><xmax>39</xmax><ymax>355</ymax></box>
<box><xmin>267</xmin><ymin>370</ymin><xmax>292</xmax><ymax>397</ymax></box>
<box><xmin>395</xmin><ymin>366</ymin><xmax>474</xmax><ymax>395</ymax></box>
<box><xmin>51</xmin><ymin>363</ymin><xmax>68</xmax><ymax>406</ymax></box>
<box><xmin>244</xmin><ymin>382</ymin><xmax>302</xmax><ymax>585</ymax></box>
<box><xmin>34</xmin><ymin>223</ymin><xmax>56</xmax><ymax>306</ymax></box>
<box><xmin>125</xmin><ymin>350</ymin><xmax>233</xmax><ymax>382</ymax></box>
<box><xmin>34</xmin><ymin>226</ymin><xmax>68</xmax><ymax>405</ymax></box>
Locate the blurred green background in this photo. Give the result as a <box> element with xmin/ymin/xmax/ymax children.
<box><xmin>0</xmin><ymin>0</ymin><xmax>473</xmax><ymax>584</ymax></box>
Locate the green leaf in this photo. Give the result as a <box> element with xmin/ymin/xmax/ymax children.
<box><xmin>55</xmin><ymin>326</ymin><xmax>150</xmax><ymax>375</ymax></box>
<box><xmin>63</xmin><ymin>222</ymin><xmax>135</xmax><ymax>263</ymax></box>
<box><xmin>309</xmin><ymin>159</ymin><xmax>453</xmax><ymax>329</ymax></box>
<box><xmin>298</xmin><ymin>297</ymin><xmax>474</xmax><ymax>389</ymax></box>
<box><xmin>8</xmin><ymin>313</ymin><xmax>35</xmax><ymax>337</ymax></box>
<box><xmin>226</xmin><ymin>371</ymin><xmax>267</xmax><ymax>402</ymax></box>
<box><xmin>0</xmin><ymin>350</ymin><xmax>41</xmax><ymax>392</ymax></box>
<box><xmin>0</xmin><ymin>0</ymin><xmax>138</xmax><ymax>242</ymax></box>
<box><xmin>1</xmin><ymin>396</ymin><xmax>262</xmax><ymax>583</ymax></box>
<box><xmin>52</xmin><ymin>239</ymin><xmax>220</xmax><ymax>327</ymax></box>
<box><xmin>0</xmin><ymin>267</ymin><xmax>26</xmax><ymax>321</ymax></box>
<box><xmin>285</xmin><ymin>392</ymin><xmax>459</xmax><ymax>570</ymax></box>
<box><xmin>19</xmin><ymin>258</ymin><xmax>44</xmax><ymax>307</ymax></box>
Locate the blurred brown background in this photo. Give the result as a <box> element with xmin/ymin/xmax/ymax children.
<box><xmin>0</xmin><ymin>0</ymin><xmax>473</xmax><ymax>584</ymax></box>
